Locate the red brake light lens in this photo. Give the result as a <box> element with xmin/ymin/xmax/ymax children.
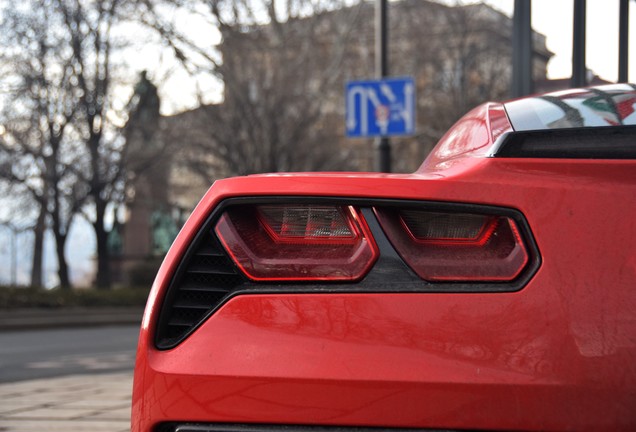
<box><xmin>215</xmin><ymin>204</ymin><xmax>378</xmax><ymax>281</ymax></box>
<box><xmin>376</xmin><ymin>208</ymin><xmax>529</xmax><ymax>282</ymax></box>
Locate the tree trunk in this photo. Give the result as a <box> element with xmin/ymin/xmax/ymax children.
<box><xmin>54</xmin><ymin>232</ymin><xmax>71</xmax><ymax>289</ymax></box>
<box><xmin>49</xmin><ymin>164</ymin><xmax>72</xmax><ymax>290</ymax></box>
<box><xmin>30</xmin><ymin>203</ymin><xmax>46</xmax><ymax>288</ymax></box>
<box><xmin>94</xmin><ymin>200</ymin><xmax>111</xmax><ymax>290</ymax></box>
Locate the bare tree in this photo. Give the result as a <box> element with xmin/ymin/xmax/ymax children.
<box><xmin>0</xmin><ymin>182</ymin><xmax>41</xmax><ymax>286</ymax></box>
<box><xmin>138</xmin><ymin>0</ymin><xmax>363</xmax><ymax>179</ymax></box>
<box><xmin>53</xmin><ymin>0</ymin><xmax>131</xmax><ymax>289</ymax></box>
<box><xmin>0</xmin><ymin>0</ymin><xmax>147</xmax><ymax>289</ymax></box>
<box><xmin>420</xmin><ymin>3</ymin><xmax>511</xmax><ymax>124</ymax></box>
<box><xmin>0</xmin><ymin>1</ymin><xmax>86</xmax><ymax>288</ymax></box>
<box><xmin>364</xmin><ymin>1</ymin><xmax>521</xmax><ymax>172</ymax></box>
<box><xmin>140</xmin><ymin>0</ymin><xmax>524</xmax><ymax>177</ymax></box>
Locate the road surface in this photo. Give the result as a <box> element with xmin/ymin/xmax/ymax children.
<box><xmin>0</xmin><ymin>325</ymin><xmax>139</xmax><ymax>383</ymax></box>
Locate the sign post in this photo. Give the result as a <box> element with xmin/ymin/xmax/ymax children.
<box><xmin>376</xmin><ymin>0</ymin><xmax>390</xmax><ymax>172</ymax></box>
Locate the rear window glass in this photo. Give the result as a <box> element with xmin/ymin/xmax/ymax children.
<box><xmin>504</xmin><ymin>84</ymin><xmax>636</xmax><ymax>131</ymax></box>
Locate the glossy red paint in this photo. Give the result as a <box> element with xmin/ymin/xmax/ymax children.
<box><xmin>418</xmin><ymin>102</ymin><xmax>513</xmax><ymax>171</ymax></box>
<box><xmin>132</xmin><ymin>94</ymin><xmax>636</xmax><ymax>431</ymax></box>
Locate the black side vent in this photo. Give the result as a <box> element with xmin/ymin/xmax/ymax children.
<box><xmin>155</xmin><ymin>230</ymin><xmax>245</xmax><ymax>349</ymax></box>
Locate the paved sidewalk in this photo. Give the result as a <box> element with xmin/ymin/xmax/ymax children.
<box><xmin>0</xmin><ymin>371</ymin><xmax>132</xmax><ymax>431</ymax></box>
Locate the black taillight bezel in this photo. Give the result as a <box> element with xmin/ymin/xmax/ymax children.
<box><xmin>154</xmin><ymin>197</ymin><xmax>541</xmax><ymax>350</ymax></box>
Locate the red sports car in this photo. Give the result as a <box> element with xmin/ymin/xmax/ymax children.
<box><xmin>132</xmin><ymin>84</ymin><xmax>636</xmax><ymax>432</ymax></box>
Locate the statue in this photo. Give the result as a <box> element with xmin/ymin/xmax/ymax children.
<box><xmin>151</xmin><ymin>209</ymin><xmax>179</xmax><ymax>255</ymax></box>
<box><xmin>126</xmin><ymin>70</ymin><xmax>161</xmax><ymax>144</ymax></box>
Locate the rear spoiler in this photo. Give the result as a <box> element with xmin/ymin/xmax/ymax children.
<box><xmin>493</xmin><ymin>125</ymin><xmax>636</xmax><ymax>159</ymax></box>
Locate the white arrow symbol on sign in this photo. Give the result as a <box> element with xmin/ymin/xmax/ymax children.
<box><xmin>402</xmin><ymin>82</ymin><xmax>414</xmax><ymax>131</ymax></box>
<box><xmin>380</xmin><ymin>83</ymin><xmax>396</xmax><ymax>103</ymax></box>
<box><xmin>346</xmin><ymin>86</ymin><xmax>368</xmax><ymax>134</ymax></box>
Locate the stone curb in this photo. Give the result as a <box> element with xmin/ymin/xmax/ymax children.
<box><xmin>0</xmin><ymin>307</ymin><xmax>144</xmax><ymax>331</ymax></box>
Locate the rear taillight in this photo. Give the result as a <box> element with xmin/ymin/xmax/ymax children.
<box><xmin>157</xmin><ymin>200</ymin><xmax>538</xmax><ymax>348</ymax></box>
<box><xmin>375</xmin><ymin>208</ymin><xmax>529</xmax><ymax>282</ymax></box>
<box><xmin>215</xmin><ymin>204</ymin><xmax>378</xmax><ymax>281</ymax></box>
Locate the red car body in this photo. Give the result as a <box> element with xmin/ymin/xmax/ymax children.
<box><xmin>132</xmin><ymin>85</ymin><xmax>636</xmax><ymax>432</ymax></box>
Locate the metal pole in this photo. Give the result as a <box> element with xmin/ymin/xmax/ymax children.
<box><xmin>512</xmin><ymin>0</ymin><xmax>533</xmax><ymax>98</ymax></box>
<box><xmin>572</xmin><ymin>0</ymin><xmax>587</xmax><ymax>88</ymax></box>
<box><xmin>375</xmin><ymin>0</ymin><xmax>391</xmax><ymax>173</ymax></box>
<box><xmin>619</xmin><ymin>0</ymin><xmax>629</xmax><ymax>83</ymax></box>
<box><xmin>11</xmin><ymin>227</ymin><xmax>16</xmax><ymax>286</ymax></box>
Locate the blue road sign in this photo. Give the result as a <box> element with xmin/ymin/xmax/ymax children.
<box><xmin>346</xmin><ymin>77</ymin><xmax>415</xmax><ymax>138</ymax></box>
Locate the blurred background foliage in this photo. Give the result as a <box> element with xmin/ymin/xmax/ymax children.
<box><xmin>0</xmin><ymin>0</ymin><xmax>555</xmax><ymax>295</ymax></box>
